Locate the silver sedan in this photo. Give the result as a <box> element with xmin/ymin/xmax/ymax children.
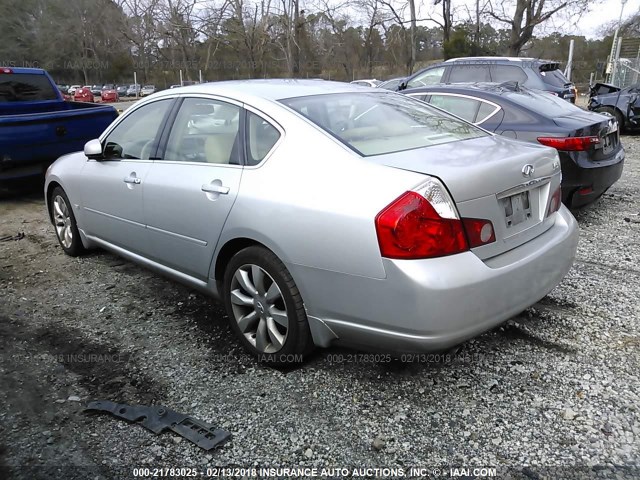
<box><xmin>45</xmin><ymin>80</ymin><xmax>579</xmax><ymax>362</ymax></box>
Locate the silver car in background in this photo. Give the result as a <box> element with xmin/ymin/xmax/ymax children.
<box><xmin>45</xmin><ymin>80</ymin><xmax>579</xmax><ymax>362</ymax></box>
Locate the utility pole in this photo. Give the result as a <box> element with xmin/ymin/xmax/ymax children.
<box><xmin>565</xmin><ymin>39</ymin><xmax>574</xmax><ymax>81</ymax></box>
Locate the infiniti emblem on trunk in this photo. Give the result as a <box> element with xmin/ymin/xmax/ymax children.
<box><xmin>522</xmin><ymin>164</ymin><xmax>535</xmax><ymax>177</ymax></box>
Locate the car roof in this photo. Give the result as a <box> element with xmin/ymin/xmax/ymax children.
<box><xmin>152</xmin><ymin>79</ymin><xmax>374</xmax><ymax>102</ymax></box>
<box><xmin>443</xmin><ymin>57</ymin><xmax>557</xmax><ymax>64</ymax></box>
<box><xmin>404</xmin><ymin>82</ymin><xmax>533</xmax><ymax>103</ymax></box>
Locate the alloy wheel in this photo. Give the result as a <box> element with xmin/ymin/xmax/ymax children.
<box><xmin>229</xmin><ymin>264</ymin><xmax>289</xmax><ymax>353</ymax></box>
<box><xmin>53</xmin><ymin>195</ymin><xmax>73</xmax><ymax>249</ymax></box>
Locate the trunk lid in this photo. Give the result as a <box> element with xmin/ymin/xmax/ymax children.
<box><xmin>553</xmin><ymin>110</ymin><xmax>621</xmax><ymax>161</ymax></box>
<box><xmin>371</xmin><ymin>135</ymin><xmax>562</xmax><ymax>259</ymax></box>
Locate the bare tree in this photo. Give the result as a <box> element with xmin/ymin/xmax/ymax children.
<box><xmin>486</xmin><ymin>0</ymin><xmax>592</xmax><ymax>55</ymax></box>
<box><xmin>433</xmin><ymin>0</ymin><xmax>451</xmax><ymax>43</ymax></box>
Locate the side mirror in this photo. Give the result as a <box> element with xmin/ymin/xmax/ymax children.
<box><xmin>84</xmin><ymin>139</ymin><xmax>103</xmax><ymax>159</ymax></box>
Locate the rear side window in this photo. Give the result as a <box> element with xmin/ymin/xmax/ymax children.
<box><xmin>448</xmin><ymin>65</ymin><xmax>490</xmax><ymax>83</ymax></box>
<box><xmin>476</xmin><ymin>102</ymin><xmax>498</xmax><ymax>123</ymax></box>
<box><xmin>490</xmin><ymin>65</ymin><xmax>528</xmax><ymax>83</ymax></box>
<box><xmin>428</xmin><ymin>95</ymin><xmax>482</xmax><ymax>123</ymax></box>
<box><xmin>539</xmin><ymin>67</ymin><xmax>570</xmax><ymax>87</ymax></box>
<box><xmin>164</xmin><ymin>98</ymin><xmax>241</xmax><ymax>164</ymax></box>
<box><xmin>246</xmin><ymin>111</ymin><xmax>281</xmax><ymax>166</ymax></box>
<box><xmin>0</xmin><ymin>73</ymin><xmax>58</xmax><ymax>102</ymax></box>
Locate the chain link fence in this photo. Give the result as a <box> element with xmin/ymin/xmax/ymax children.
<box><xmin>607</xmin><ymin>37</ymin><xmax>640</xmax><ymax>88</ymax></box>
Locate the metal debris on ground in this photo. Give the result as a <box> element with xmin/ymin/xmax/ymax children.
<box><xmin>84</xmin><ymin>400</ymin><xmax>231</xmax><ymax>451</ymax></box>
<box><xmin>0</xmin><ymin>232</ymin><xmax>25</xmax><ymax>242</ymax></box>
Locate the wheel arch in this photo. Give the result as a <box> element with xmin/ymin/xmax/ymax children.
<box><xmin>213</xmin><ymin>237</ymin><xmax>266</xmax><ymax>283</ymax></box>
<box><xmin>46</xmin><ymin>180</ymin><xmax>63</xmax><ymax>224</ymax></box>
<box><xmin>211</xmin><ymin>235</ymin><xmax>339</xmax><ymax>349</ymax></box>
<box><xmin>596</xmin><ymin>105</ymin><xmax>625</xmax><ymax>127</ymax></box>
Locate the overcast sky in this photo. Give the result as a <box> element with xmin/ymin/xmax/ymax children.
<box><xmin>577</xmin><ymin>0</ymin><xmax>640</xmax><ymax>38</ymax></box>
<box><xmin>419</xmin><ymin>0</ymin><xmax>639</xmax><ymax>40</ymax></box>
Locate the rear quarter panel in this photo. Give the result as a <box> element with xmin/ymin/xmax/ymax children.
<box><xmin>217</xmin><ymin>104</ymin><xmax>427</xmax><ymax>280</ymax></box>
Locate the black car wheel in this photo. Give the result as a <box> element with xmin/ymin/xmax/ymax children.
<box><xmin>596</xmin><ymin>106</ymin><xmax>624</xmax><ymax>131</ymax></box>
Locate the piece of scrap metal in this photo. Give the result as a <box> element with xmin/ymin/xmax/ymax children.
<box><xmin>0</xmin><ymin>232</ymin><xmax>25</xmax><ymax>242</ymax></box>
<box><xmin>85</xmin><ymin>400</ymin><xmax>231</xmax><ymax>451</ymax></box>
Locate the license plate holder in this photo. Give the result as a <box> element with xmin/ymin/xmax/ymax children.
<box><xmin>602</xmin><ymin>134</ymin><xmax>615</xmax><ymax>155</ymax></box>
<box><xmin>501</xmin><ymin>191</ymin><xmax>531</xmax><ymax>227</ymax></box>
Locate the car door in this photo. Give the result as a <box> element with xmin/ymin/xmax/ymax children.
<box><xmin>79</xmin><ymin>98</ymin><xmax>175</xmax><ymax>253</ymax></box>
<box><xmin>142</xmin><ymin>96</ymin><xmax>244</xmax><ymax>280</ymax></box>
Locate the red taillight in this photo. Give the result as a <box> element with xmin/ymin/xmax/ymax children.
<box><xmin>462</xmin><ymin>218</ymin><xmax>496</xmax><ymax>248</ymax></box>
<box><xmin>375</xmin><ymin>191</ymin><xmax>468</xmax><ymax>259</ymax></box>
<box><xmin>0</xmin><ymin>67</ymin><xmax>13</xmax><ymax>74</ymax></box>
<box><xmin>537</xmin><ymin>136</ymin><xmax>600</xmax><ymax>151</ymax></box>
<box><xmin>547</xmin><ymin>185</ymin><xmax>562</xmax><ymax>216</ymax></box>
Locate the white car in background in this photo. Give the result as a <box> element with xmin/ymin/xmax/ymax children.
<box><xmin>140</xmin><ymin>85</ymin><xmax>156</xmax><ymax>96</ymax></box>
<box><xmin>350</xmin><ymin>79</ymin><xmax>381</xmax><ymax>87</ymax></box>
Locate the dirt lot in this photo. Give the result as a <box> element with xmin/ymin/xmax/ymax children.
<box><xmin>1</xmin><ymin>136</ymin><xmax>639</xmax><ymax>479</ymax></box>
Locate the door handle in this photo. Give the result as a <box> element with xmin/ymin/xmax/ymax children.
<box><xmin>124</xmin><ymin>176</ymin><xmax>141</xmax><ymax>185</ymax></box>
<box><xmin>201</xmin><ymin>183</ymin><xmax>229</xmax><ymax>195</ymax></box>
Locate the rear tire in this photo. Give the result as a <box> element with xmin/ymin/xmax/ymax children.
<box><xmin>596</xmin><ymin>106</ymin><xmax>624</xmax><ymax>131</ymax></box>
<box><xmin>223</xmin><ymin>246</ymin><xmax>313</xmax><ymax>364</ymax></box>
<box><xmin>50</xmin><ymin>186</ymin><xmax>86</xmax><ymax>257</ymax></box>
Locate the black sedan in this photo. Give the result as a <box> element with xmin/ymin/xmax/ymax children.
<box><xmin>403</xmin><ymin>83</ymin><xmax>625</xmax><ymax>208</ymax></box>
<box><xmin>588</xmin><ymin>82</ymin><xmax>639</xmax><ymax>131</ymax></box>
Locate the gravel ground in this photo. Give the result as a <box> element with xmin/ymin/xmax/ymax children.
<box><xmin>1</xmin><ymin>135</ymin><xmax>639</xmax><ymax>480</ymax></box>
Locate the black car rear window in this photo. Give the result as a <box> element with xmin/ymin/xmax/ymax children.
<box><xmin>506</xmin><ymin>88</ymin><xmax>582</xmax><ymax>117</ymax></box>
<box><xmin>0</xmin><ymin>73</ymin><xmax>58</xmax><ymax>102</ymax></box>
<box><xmin>538</xmin><ymin>67</ymin><xmax>571</xmax><ymax>88</ymax></box>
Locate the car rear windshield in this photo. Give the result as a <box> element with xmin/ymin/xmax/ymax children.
<box><xmin>280</xmin><ymin>92</ymin><xmax>486</xmax><ymax>156</ymax></box>
<box><xmin>0</xmin><ymin>73</ymin><xmax>58</xmax><ymax>102</ymax></box>
<box><xmin>538</xmin><ymin>65</ymin><xmax>571</xmax><ymax>87</ymax></box>
<box><xmin>506</xmin><ymin>87</ymin><xmax>582</xmax><ymax>117</ymax></box>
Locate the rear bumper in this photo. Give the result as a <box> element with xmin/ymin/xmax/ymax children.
<box><xmin>290</xmin><ymin>206</ymin><xmax>579</xmax><ymax>353</ymax></box>
<box><xmin>560</xmin><ymin>149</ymin><xmax>625</xmax><ymax>208</ymax></box>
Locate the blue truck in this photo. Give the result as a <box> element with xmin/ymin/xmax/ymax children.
<box><xmin>0</xmin><ymin>67</ymin><xmax>119</xmax><ymax>183</ymax></box>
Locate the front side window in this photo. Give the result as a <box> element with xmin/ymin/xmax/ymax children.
<box><xmin>407</xmin><ymin>67</ymin><xmax>445</xmax><ymax>88</ymax></box>
<box><xmin>281</xmin><ymin>92</ymin><xmax>485</xmax><ymax>157</ymax></box>
<box><xmin>164</xmin><ymin>98</ymin><xmax>241</xmax><ymax>164</ymax></box>
<box><xmin>103</xmin><ymin>99</ymin><xmax>173</xmax><ymax>159</ymax></box>
<box><xmin>246</xmin><ymin>111</ymin><xmax>281</xmax><ymax>166</ymax></box>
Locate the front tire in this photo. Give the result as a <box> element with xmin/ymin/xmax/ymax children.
<box><xmin>596</xmin><ymin>106</ymin><xmax>624</xmax><ymax>131</ymax></box>
<box><xmin>50</xmin><ymin>186</ymin><xmax>85</xmax><ymax>257</ymax></box>
<box><xmin>223</xmin><ymin>246</ymin><xmax>313</xmax><ymax>363</ymax></box>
